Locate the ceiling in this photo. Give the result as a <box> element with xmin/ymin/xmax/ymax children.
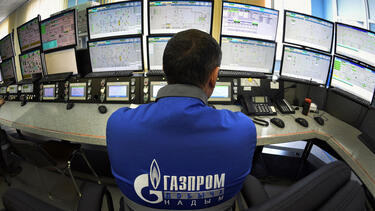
<box><xmin>0</xmin><ymin>0</ymin><xmax>28</xmax><ymax>23</ymax></box>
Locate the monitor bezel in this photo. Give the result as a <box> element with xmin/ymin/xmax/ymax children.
<box><xmin>208</xmin><ymin>81</ymin><xmax>232</xmax><ymax>102</ymax></box>
<box><xmin>0</xmin><ymin>32</ymin><xmax>15</xmax><ymax>61</ymax></box>
<box><xmin>219</xmin><ymin>35</ymin><xmax>277</xmax><ymax>75</ymax></box>
<box><xmin>146</xmin><ymin>34</ymin><xmax>173</xmax><ymax>71</ymax></box>
<box><xmin>0</xmin><ymin>57</ymin><xmax>17</xmax><ymax>83</ymax></box>
<box><xmin>18</xmin><ymin>49</ymin><xmax>45</xmax><ymax>80</ymax></box>
<box><xmin>40</xmin><ymin>9</ymin><xmax>77</xmax><ymax>54</ymax></box>
<box><xmin>16</xmin><ymin>15</ymin><xmax>42</xmax><ymax>54</ymax></box>
<box><xmin>334</xmin><ymin>22</ymin><xmax>375</xmax><ymax>69</ymax></box>
<box><xmin>148</xmin><ymin>0</ymin><xmax>214</xmax><ymax>35</ymax></box>
<box><xmin>87</xmin><ymin>35</ymin><xmax>145</xmax><ymax>75</ymax></box>
<box><xmin>279</xmin><ymin>44</ymin><xmax>332</xmax><ymax>86</ymax></box>
<box><xmin>69</xmin><ymin>82</ymin><xmax>87</xmax><ymax>100</ymax></box>
<box><xmin>220</xmin><ymin>1</ymin><xmax>279</xmax><ymax>41</ymax></box>
<box><xmin>87</xmin><ymin>0</ymin><xmax>144</xmax><ymax>41</ymax></box>
<box><xmin>106</xmin><ymin>81</ymin><xmax>130</xmax><ymax>101</ymax></box>
<box><xmin>329</xmin><ymin>55</ymin><xmax>375</xmax><ymax>105</ymax></box>
<box><xmin>283</xmin><ymin>10</ymin><xmax>334</xmax><ymax>54</ymax></box>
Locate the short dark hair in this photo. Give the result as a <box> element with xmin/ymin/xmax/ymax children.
<box><xmin>163</xmin><ymin>29</ymin><xmax>222</xmax><ymax>88</ymax></box>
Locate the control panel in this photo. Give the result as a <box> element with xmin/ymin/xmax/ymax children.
<box><xmin>0</xmin><ymin>86</ymin><xmax>8</xmax><ymax>100</ymax></box>
<box><xmin>141</xmin><ymin>76</ymin><xmax>166</xmax><ymax>104</ymax></box>
<box><xmin>19</xmin><ymin>83</ymin><xmax>39</xmax><ymax>102</ymax></box>
<box><xmin>7</xmin><ymin>85</ymin><xmax>19</xmax><ymax>101</ymax></box>
<box><xmin>40</xmin><ymin>82</ymin><xmax>66</xmax><ymax>102</ymax></box>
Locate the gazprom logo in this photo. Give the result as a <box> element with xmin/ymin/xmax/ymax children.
<box><xmin>150</xmin><ymin>159</ymin><xmax>160</xmax><ymax>190</ymax></box>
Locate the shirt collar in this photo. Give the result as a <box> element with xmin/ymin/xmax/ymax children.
<box><xmin>156</xmin><ymin>84</ymin><xmax>208</xmax><ymax>105</ymax></box>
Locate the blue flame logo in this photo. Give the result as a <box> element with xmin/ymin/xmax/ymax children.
<box><xmin>149</xmin><ymin>159</ymin><xmax>160</xmax><ymax>190</ymax></box>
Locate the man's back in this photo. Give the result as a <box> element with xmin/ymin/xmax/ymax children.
<box><xmin>107</xmin><ymin>88</ymin><xmax>257</xmax><ymax>210</ymax></box>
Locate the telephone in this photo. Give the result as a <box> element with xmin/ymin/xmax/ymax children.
<box><xmin>239</xmin><ymin>94</ymin><xmax>277</xmax><ymax>116</ymax></box>
<box><xmin>275</xmin><ymin>98</ymin><xmax>295</xmax><ymax>114</ymax></box>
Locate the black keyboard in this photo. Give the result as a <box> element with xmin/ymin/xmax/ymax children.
<box><xmin>86</xmin><ymin>71</ymin><xmax>133</xmax><ymax>78</ymax></box>
<box><xmin>279</xmin><ymin>76</ymin><xmax>320</xmax><ymax>86</ymax></box>
<box><xmin>147</xmin><ymin>70</ymin><xmax>165</xmax><ymax>76</ymax></box>
<box><xmin>219</xmin><ymin>70</ymin><xmax>267</xmax><ymax>78</ymax></box>
<box><xmin>40</xmin><ymin>72</ymin><xmax>72</xmax><ymax>82</ymax></box>
<box><xmin>331</xmin><ymin>88</ymin><xmax>370</xmax><ymax>106</ymax></box>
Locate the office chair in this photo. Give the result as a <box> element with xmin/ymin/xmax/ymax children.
<box><xmin>241</xmin><ymin>161</ymin><xmax>366</xmax><ymax>211</ymax></box>
<box><xmin>1</xmin><ymin>182</ymin><xmax>114</xmax><ymax>211</ymax></box>
<box><xmin>6</xmin><ymin>131</ymin><xmax>101</xmax><ymax>198</ymax></box>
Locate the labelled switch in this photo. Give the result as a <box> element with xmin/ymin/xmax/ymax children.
<box><xmin>233</xmin><ymin>79</ymin><xmax>238</xmax><ymax>86</ymax></box>
<box><xmin>144</xmin><ymin>78</ymin><xmax>149</xmax><ymax>85</ymax></box>
<box><xmin>87</xmin><ymin>95</ymin><xmax>92</xmax><ymax>100</ymax></box>
<box><xmin>65</xmin><ymin>81</ymin><xmax>69</xmax><ymax>87</ymax></box>
<box><xmin>101</xmin><ymin>79</ymin><xmax>106</xmax><ymax>86</ymax></box>
<box><xmin>88</xmin><ymin>87</ymin><xmax>92</xmax><ymax>94</ymax></box>
<box><xmin>100</xmin><ymin>87</ymin><xmax>105</xmax><ymax>94</ymax></box>
<box><xmin>100</xmin><ymin>94</ymin><xmax>105</xmax><ymax>102</ymax></box>
<box><xmin>131</xmin><ymin>86</ymin><xmax>135</xmax><ymax>93</ymax></box>
<box><xmin>143</xmin><ymin>86</ymin><xmax>148</xmax><ymax>94</ymax></box>
<box><xmin>233</xmin><ymin>94</ymin><xmax>238</xmax><ymax>100</ymax></box>
<box><xmin>233</xmin><ymin>87</ymin><xmax>238</xmax><ymax>94</ymax></box>
<box><xmin>131</xmin><ymin>94</ymin><xmax>135</xmax><ymax>100</ymax></box>
<box><xmin>88</xmin><ymin>79</ymin><xmax>92</xmax><ymax>86</ymax></box>
<box><xmin>131</xmin><ymin>78</ymin><xmax>136</xmax><ymax>86</ymax></box>
<box><xmin>144</xmin><ymin>94</ymin><xmax>149</xmax><ymax>101</ymax></box>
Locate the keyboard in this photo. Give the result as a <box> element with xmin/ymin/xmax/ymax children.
<box><xmin>279</xmin><ymin>76</ymin><xmax>320</xmax><ymax>86</ymax></box>
<box><xmin>331</xmin><ymin>88</ymin><xmax>370</xmax><ymax>106</ymax></box>
<box><xmin>147</xmin><ymin>70</ymin><xmax>165</xmax><ymax>76</ymax></box>
<box><xmin>219</xmin><ymin>70</ymin><xmax>267</xmax><ymax>78</ymax></box>
<box><xmin>40</xmin><ymin>72</ymin><xmax>72</xmax><ymax>82</ymax></box>
<box><xmin>86</xmin><ymin>71</ymin><xmax>133</xmax><ymax>78</ymax></box>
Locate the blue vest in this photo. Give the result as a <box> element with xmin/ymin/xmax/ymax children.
<box><xmin>106</xmin><ymin>84</ymin><xmax>257</xmax><ymax>210</ymax></box>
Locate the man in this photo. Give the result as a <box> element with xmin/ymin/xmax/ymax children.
<box><xmin>107</xmin><ymin>29</ymin><xmax>257</xmax><ymax>210</ymax></box>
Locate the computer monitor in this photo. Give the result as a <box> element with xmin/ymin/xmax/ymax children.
<box><xmin>87</xmin><ymin>0</ymin><xmax>142</xmax><ymax>40</ymax></box>
<box><xmin>17</xmin><ymin>16</ymin><xmax>41</xmax><ymax>53</ymax></box>
<box><xmin>42</xmin><ymin>84</ymin><xmax>56</xmax><ymax>100</ymax></box>
<box><xmin>88</xmin><ymin>36</ymin><xmax>143</xmax><ymax>73</ymax></box>
<box><xmin>69</xmin><ymin>82</ymin><xmax>87</xmax><ymax>100</ymax></box>
<box><xmin>45</xmin><ymin>48</ymin><xmax>78</xmax><ymax>75</ymax></box>
<box><xmin>336</xmin><ymin>23</ymin><xmax>375</xmax><ymax>67</ymax></box>
<box><xmin>0</xmin><ymin>33</ymin><xmax>15</xmax><ymax>61</ymax></box>
<box><xmin>330</xmin><ymin>56</ymin><xmax>375</xmax><ymax>104</ymax></box>
<box><xmin>149</xmin><ymin>0</ymin><xmax>213</xmax><ymax>34</ymax></box>
<box><xmin>150</xmin><ymin>81</ymin><xmax>167</xmax><ymax>101</ymax></box>
<box><xmin>0</xmin><ymin>58</ymin><xmax>16</xmax><ymax>81</ymax></box>
<box><xmin>19</xmin><ymin>49</ymin><xmax>43</xmax><ymax>80</ymax></box>
<box><xmin>40</xmin><ymin>10</ymin><xmax>77</xmax><ymax>52</ymax></box>
<box><xmin>220</xmin><ymin>36</ymin><xmax>276</xmax><ymax>74</ymax></box>
<box><xmin>147</xmin><ymin>35</ymin><xmax>172</xmax><ymax>70</ymax></box>
<box><xmin>208</xmin><ymin>82</ymin><xmax>231</xmax><ymax>102</ymax></box>
<box><xmin>106</xmin><ymin>82</ymin><xmax>129</xmax><ymax>101</ymax></box>
<box><xmin>284</xmin><ymin>11</ymin><xmax>334</xmax><ymax>53</ymax></box>
<box><xmin>280</xmin><ymin>45</ymin><xmax>332</xmax><ymax>85</ymax></box>
<box><xmin>221</xmin><ymin>2</ymin><xmax>279</xmax><ymax>41</ymax></box>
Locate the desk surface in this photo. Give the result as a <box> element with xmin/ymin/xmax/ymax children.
<box><xmin>0</xmin><ymin>102</ymin><xmax>374</xmax><ymax>197</ymax></box>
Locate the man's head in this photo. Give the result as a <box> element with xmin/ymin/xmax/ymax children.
<box><xmin>163</xmin><ymin>29</ymin><xmax>222</xmax><ymax>97</ymax></box>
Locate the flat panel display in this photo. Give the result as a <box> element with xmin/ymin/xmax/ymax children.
<box><xmin>17</xmin><ymin>17</ymin><xmax>41</xmax><ymax>52</ymax></box>
<box><xmin>150</xmin><ymin>81</ymin><xmax>167</xmax><ymax>101</ymax></box>
<box><xmin>0</xmin><ymin>34</ymin><xmax>14</xmax><ymax>60</ymax></box>
<box><xmin>45</xmin><ymin>48</ymin><xmax>78</xmax><ymax>75</ymax></box>
<box><xmin>69</xmin><ymin>82</ymin><xmax>86</xmax><ymax>100</ymax></box>
<box><xmin>208</xmin><ymin>82</ymin><xmax>231</xmax><ymax>102</ymax></box>
<box><xmin>0</xmin><ymin>58</ymin><xmax>15</xmax><ymax>80</ymax></box>
<box><xmin>19</xmin><ymin>49</ymin><xmax>43</xmax><ymax>79</ymax></box>
<box><xmin>147</xmin><ymin>36</ymin><xmax>172</xmax><ymax>70</ymax></box>
<box><xmin>221</xmin><ymin>2</ymin><xmax>279</xmax><ymax>41</ymax></box>
<box><xmin>88</xmin><ymin>0</ymin><xmax>142</xmax><ymax>39</ymax></box>
<box><xmin>106</xmin><ymin>82</ymin><xmax>129</xmax><ymax>101</ymax></box>
<box><xmin>149</xmin><ymin>0</ymin><xmax>213</xmax><ymax>34</ymax></box>
<box><xmin>43</xmin><ymin>84</ymin><xmax>55</xmax><ymax>100</ymax></box>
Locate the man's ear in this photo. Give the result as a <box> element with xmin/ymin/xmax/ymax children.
<box><xmin>209</xmin><ymin>67</ymin><xmax>220</xmax><ymax>89</ymax></box>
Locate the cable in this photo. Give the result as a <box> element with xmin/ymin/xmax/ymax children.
<box><xmin>252</xmin><ymin>117</ymin><xmax>269</xmax><ymax>127</ymax></box>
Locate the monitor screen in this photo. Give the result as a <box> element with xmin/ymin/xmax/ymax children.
<box><xmin>0</xmin><ymin>58</ymin><xmax>15</xmax><ymax>80</ymax></box>
<box><xmin>331</xmin><ymin>56</ymin><xmax>375</xmax><ymax>103</ymax></box>
<box><xmin>0</xmin><ymin>87</ymin><xmax>6</xmax><ymax>94</ymax></box>
<box><xmin>336</xmin><ymin>23</ymin><xmax>375</xmax><ymax>67</ymax></box>
<box><xmin>209</xmin><ymin>82</ymin><xmax>231</xmax><ymax>102</ymax></box>
<box><xmin>89</xmin><ymin>37</ymin><xmax>143</xmax><ymax>72</ymax></box>
<box><xmin>147</xmin><ymin>36</ymin><xmax>172</xmax><ymax>70</ymax></box>
<box><xmin>45</xmin><ymin>48</ymin><xmax>78</xmax><ymax>75</ymax></box>
<box><xmin>41</xmin><ymin>10</ymin><xmax>76</xmax><ymax>51</ymax></box>
<box><xmin>149</xmin><ymin>0</ymin><xmax>213</xmax><ymax>34</ymax></box>
<box><xmin>17</xmin><ymin>17</ymin><xmax>41</xmax><ymax>52</ymax></box>
<box><xmin>150</xmin><ymin>81</ymin><xmax>167</xmax><ymax>101</ymax></box>
<box><xmin>21</xmin><ymin>84</ymin><xmax>34</xmax><ymax>93</ymax></box>
<box><xmin>0</xmin><ymin>34</ymin><xmax>14</xmax><ymax>61</ymax></box>
<box><xmin>220</xmin><ymin>36</ymin><xmax>276</xmax><ymax>74</ymax></box>
<box><xmin>284</xmin><ymin>11</ymin><xmax>333</xmax><ymax>53</ymax></box>
<box><xmin>221</xmin><ymin>2</ymin><xmax>279</xmax><ymax>41</ymax></box>
<box><xmin>88</xmin><ymin>1</ymin><xmax>142</xmax><ymax>39</ymax></box>
<box><xmin>20</xmin><ymin>49</ymin><xmax>43</xmax><ymax>80</ymax></box>
<box><xmin>106</xmin><ymin>82</ymin><xmax>129</xmax><ymax>101</ymax></box>
<box><xmin>8</xmin><ymin>85</ymin><xmax>18</xmax><ymax>94</ymax></box>
<box><xmin>280</xmin><ymin>46</ymin><xmax>331</xmax><ymax>85</ymax></box>
<box><xmin>69</xmin><ymin>82</ymin><xmax>86</xmax><ymax>100</ymax></box>
<box><xmin>43</xmin><ymin>85</ymin><xmax>55</xmax><ymax>99</ymax></box>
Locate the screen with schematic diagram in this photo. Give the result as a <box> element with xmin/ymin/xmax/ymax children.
<box><xmin>221</xmin><ymin>36</ymin><xmax>276</xmax><ymax>74</ymax></box>
<box><xmin>43</xmin><ymin>85</ymin><xmax>55</xmax><ymax>99</ymax></box>
<box><xmin>106</xmin><ymin>82</ymin><xmax>129</xmax><ymax>101</ymax></box>
<box><xmin>88</xmin><ymin>0</ymin><xmax>142</xmax><ymax>39</ymax></box>
<box><xmin>221</xmin><ymin>2</ymin><xmax>279</xmax><ymax>41</ymax></box>
<box><xmin>147</xmin><ymin>36</ymin><xmax>172</xmax><ymax>70</ymax></box>
<box><xmin>69</xmin><ymin>83</ymin><xmax>86</xmax><ymax>100</ymax></box>
<box><xmin>209</xmin><ymin>82</ymin><xmax>231</xmax><ymax>102</ymax></box>
<box><xmin>0</xmin><ymin>58</ymin><xmax>15</xmax><ymax>80</ymax></box>
<box><xmin>280</xmin><ymin>46</ymin><xmax>331</xmax><ymax>85</ymax></box>
<box><xmin>20</xmin><ymin>49</ymin><xmax>43</xmax><ymax>80</ymax></box>
<box><xmin>149</xmin><ymin>0</ymin><xmax>213</xmax><ymax>34</ymax></box>
<box><xmin>331</xmin><ymin>56</ymin><xmax>375</xmax><ymax>103</ymax></box>
<box><xmin>89</xmin><ymin>37</ymin><xmax>143</xmax><ymax>72</ymax></box>
<box><xmin>17</xmin><ymin>17</ymin><xmax>41</xmax><ymax>52</ymax></box>
<box><xmin>284</xmin><ymin>11</ymin><xmax>333</xmax><ymax>52</ymax></box>
<box><xmin>336</xmin><ymin>23</ymin><xmax>375</xmax><ymax>67</ymax></box>
<box><xmin>41</xmin><ymin>10</ymin><xmax>76</xmax><ymax>51</ymax></box>
<box><xmin>0</xmin><ymin>33</ymin><xmax>14</xmax><ymax>61</ymax></box>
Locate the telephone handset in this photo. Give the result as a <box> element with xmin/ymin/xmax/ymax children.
<box><xmin>239</xmin><ymin>94</ymin><xmax>277</xmax><ymax>116</ymax></box>
<box><xmin>275</xmin><ymin>98</ymin><xmax>295</xmax><ymax>114</ymax></box>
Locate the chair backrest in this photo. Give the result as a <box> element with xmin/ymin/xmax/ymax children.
<box><xmin>7</xmin><ymin>135</ymin><xmax>56</xmax><ymax>168</ymax></box>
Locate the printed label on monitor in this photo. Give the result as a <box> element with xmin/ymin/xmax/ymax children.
<box><xmin>69</xmin><ymin>83</ymin><xmax>86</xmax><ymax>100</ymax></box>
<box><xmin>43</xmin><ymin>84</ymin><xmax>55</xmax><ymax>100</ymax></box>
<box><xmin>106</xmin><ymin>82</ymin><xmax>129</xmax><ymax>101</ymax></box>
<box><xmin>209</xmin><ymin>82</ymin><xmax>231</xmax><ymax>102</ymax></box>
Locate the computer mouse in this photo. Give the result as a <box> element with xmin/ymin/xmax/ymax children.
<box><xmin>314</xmin><ymin>116</ymin><xmax>324</xmax><ymax>126</ymax></box>
<box><xmin>295</xmin><ymin>117</ymin><xmax>308</xmax><ymax>128</ymax></box>
<box><xmin>98</xmin><ymin>105</ymin><xmax>107</xmax><ymax>114</ymax></box>
<box><xmin>271</xmin><ymin>118</ymin><xmax>285</xmax><ymax>128</ymax></box>
<box><xmin>20</xmin><ymin>100</ymin><xmax>26</xmax><ymax>107</ymax></box>
<box><xmin>66</xmin><ymin>102</ymin><xmax>74</xmax><ymax>110</ymax></box>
